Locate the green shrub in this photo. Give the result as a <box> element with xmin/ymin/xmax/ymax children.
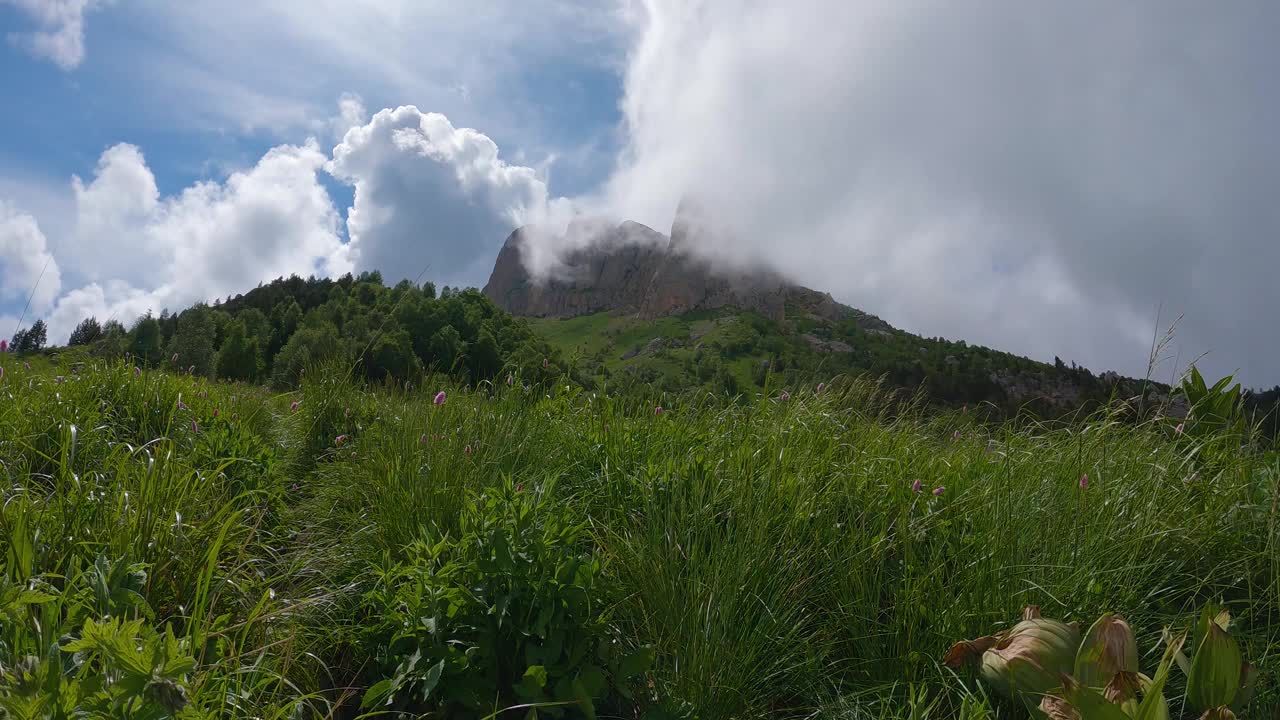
<box><xmin>358</xmin><ymin>479</ymin><xmax>651</xmax><ymax>718</ymax></box>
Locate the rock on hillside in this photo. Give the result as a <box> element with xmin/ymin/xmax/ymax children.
<box><xmin>483</xmin><ymin>206</ymin><xmax>893</xmax><ymax>333</ymax></box>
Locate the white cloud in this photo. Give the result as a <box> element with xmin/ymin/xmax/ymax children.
<box><xmin>328</xmin><ymin>106</ymin><xmax>571</xmax><ymax>287</ymax></box>
<box><xmin>2</xmin><ymin>0</ymin><xmax>100</xmax><ymax>70</ymax></box>
<box><xmin>36</xmin><ymin>139</ymin><xmax>350</xmax><ymax>344</ymax></box>
<box><xmin>0</xmin><ymin>202</ymin><xmax>62</xmax><ymax>315</ymax></box>
<box><xmin>577</xmin><ymin>0</ymin><xmax>1280</xmax><ymax>384</ymax></box>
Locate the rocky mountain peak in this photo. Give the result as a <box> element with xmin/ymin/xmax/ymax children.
<box><xmin>482</xmin><ymin>207</ymin><xmax>890</xmax><ymax>332</ymax></box>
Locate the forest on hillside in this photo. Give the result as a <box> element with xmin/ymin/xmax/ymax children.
<box><xmin>14</xmin><ymin>273</ymin><xmax>568</xmax><ymax>390</ymax></box>
<box><xmin>8</xmin><ymin>272</ymin><xmax>1280</xmax><ymax>435</ymax></box>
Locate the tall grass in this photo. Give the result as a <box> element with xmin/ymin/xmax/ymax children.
<box><xmin>1</xmin><ymin>355</ymin><xmax>1276</xmax><ymax>718</ymax></box>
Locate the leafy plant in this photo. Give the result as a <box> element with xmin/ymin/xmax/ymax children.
<box><xmin>946</xmin><ymin>603</ymin><xmax>1258</xmax><ymax>719</ymax></box>
<box><xmin>359</xmin><ymin>479</ymin><xmax>651</xmax><ymax>718</ymax></box>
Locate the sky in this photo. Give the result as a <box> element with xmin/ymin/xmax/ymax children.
<box><xmin>1</xmin><ymin>1</ymin><xmax>1278</xmax><ymax>387</ymax></box>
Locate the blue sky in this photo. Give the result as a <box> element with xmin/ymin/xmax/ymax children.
<box><xmin>3</xmin><ymin>0</ymin><xmax>1280</xmax><ymax>386</ymax></box>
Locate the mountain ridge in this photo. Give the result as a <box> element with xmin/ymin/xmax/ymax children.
<box><xmin>482</xmin><ymin>211</ymin><xmax>893</xmax><ymax>335</ymax></box>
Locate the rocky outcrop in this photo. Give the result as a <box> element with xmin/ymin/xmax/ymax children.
<box><xmin>484</xmin><ymin>221</ymin><xmax>668</xmax><ymax>318</ymax></box>
<box><xmin>483</xmin><ymin>209</ymin><xmax>893</xmax><ymax>333</ymax></box>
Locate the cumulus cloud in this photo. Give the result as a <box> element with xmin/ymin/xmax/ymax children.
<box><xmin>328</xmin><ymin>106</ymin><xmax>571</xmax><ymax>287</ymax></box>
<box><xmin>578</xmin><ymin>0</ymin><xmax>1280</xmax><ymax>384</ymax></box>
<box><xmin>37</xmin><ymin>140</ymin><xmax>350</xmax><ymax>343</ymax></box>
<box><xmin>2</xmin><ymin>0</ymin><xmax>100</xmax><ymax>69</ymax></box>
<box><xmin>0</xmin><ymin>202</ymin><xmax>61</xmax><ymax>315</ymax></box>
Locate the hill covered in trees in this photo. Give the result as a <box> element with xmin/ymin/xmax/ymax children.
<box><xmin>48</xmin><ymin>272</ymin><xmax>567</xmax><ymax>389</ymax></box>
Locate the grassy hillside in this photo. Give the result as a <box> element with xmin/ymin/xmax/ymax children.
<box><xmin>528</xmin><ymin>307</ymin><xmax>1159</xmax><ymax>420</ymax></box>
<box><xmin>1</xmin><ymin>353</ymin><xmax>1276</xmax><ymax>718</ymax></box>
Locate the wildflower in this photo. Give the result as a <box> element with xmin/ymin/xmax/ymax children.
<box><xmin>515</xmin><ymin>483</ymin><xmax>523</xmax><ymax>492</ymax></box>
<box><xmin>23</xmin><ymin>361</ymin><xmax>30</xmax><ymax>370</ymax></box>
<box><xmin>198</xmin><ymin>390</ymin><xmax>206</xmax><ymax>399</ymax></box>
<box><xmin>654</xmin><ymin>405</ymin><xmax>664</xmax><ymax>416</ymax></box>
<box><xmin>290</xmin><ymin>483</ymin><xmax>300</xmax><ymax>492</ymax></box>
<box><xmin>350</xmin><ymin>451</ymin><xmax>357</xmax><ymax>458</ymax></box>
<box><xmin>344</xmin><ymin>407</ymin><xmax>351</xmax><ymax>417</ymax></box>
<box><xmin>779</xmin><ymin>390</ymin><xmax>790</xmax><ymax>401</ymax></box>
<box><xmin>176</xmin><ymin>395</ymin><xmax>188</xmax><ymax>411</ymax></box>
<box><xmin>952</xmin><ymin>430</ymin><xmax>961</xmax><ymax>441</ymax></box>
<box><xmin>945</xmin><ymin>606</ymin><xmax>1079</xmax><ymax>707</ymax></box>
<box><xmin>405</xmin><ymin>381</ymin><xmax>412</xmax><ymax>392</ymax></box>
<box><xmin>172</xmin><ymin>353</ymin><xmax>179</xmax><ymax>363</ymax></box>
<box><xmin>434</xmin><ymin>391</ymin><xmax>446</xmax><ymax>405</ymax></box>
<box><xmin>212</xmin><ymin>408</ymin><xmax>219</xmax><ymax>418</ymax></box>
<box><xmin>816</xmin><ymin>382</ymin><xmax>826</xmax><ymax>394</ymax></box>
<box><xmin>962</xmin><ymin>404</ymin><xmax>969</xmax><ymax>414</ymax></box>
<box><xmin>1075</xmin><ymin>613</ymin><xmax>1138</xmax><ymax>688</ymax></box>
<box><xmin>464</xmin><ymin>444</ymin><xmax>473</xmax><ymax>456</ymax></box>
<box><xmin>543</xmin><ymin>357</ymin><xmax>549</xmax><ymax>369</ymax></box>
<box><xmin>419</xmin><ymin>433</ymin><xmax>428</xmax><ymax>444</ymax></box>
<box><xmin>0</xmin><ymin>339</ymin><xmax>6</xmax><ymax>352</ymax></box>
<box><xmin>932</xmin><ymin>486</ymin><xmax>945</xmax><ymax>496</ymax></box>
<box><xmin>507</xmin><ymin>373</ymin><xmax>513</xmax><ymax>386</ymax></box>
<box><xmin>290</xmin><ymin>400</ymin><xmax>300</xmax><ymax>412</ymax></box>
<box><xmin>1175</xmin><ymin>422</ymin><xmax>1185</xmax><ymax>435</ymax></box>
<box><xmin>231</xmin><ymin>413</ymin><xmax>238</xmax><ymax>420</ymax></box>
<box><xmin>190</xmin><ymin>419</ymin><xmax>199</xmax><ymax>434</ymax></box>
<box><xmin>1078</xmin><ymin>473</ymin><xmax>1089</xmax><ymax>489</ymax></box>
<box><xmin>133</xmin><ymin>366</ymin><xmax>141</xmax><ymax>376</ymax></box>
<box><xmin>912</xmin><ymin>479</ymin><xmax>922</xmax><ymax>493</ymax></box>
<box><xmin>55</xmin><ymin>375</ymin><xmax>64</xmax><ymax>384</ymax></box>
<box><xmin>335</xmin><ymin>434</ymin><xmax>348</xmax><ymax>447</ymax></box>
<box><xmin>187</xmin><ymin>365</ymin><xmax>195</xmax><ymax>374</ymax></box>
<box><xmin>0</xmin><ymin>366</ymin><xmax>4</xmax><ymax>381</ymax></box>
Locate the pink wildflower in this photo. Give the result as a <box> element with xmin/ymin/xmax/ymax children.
<box><xmin>0</xmin><ymin>339</ymin><xmax>6</xmax><ymax>352</ymax></box>
<box><xmin>176</xmin><ymin>395</ymin><xmax>188</xmax><ymax>410</ymax></box>
<box><xmin>1174</xmin><ymin>422</ymin><xmax>1185</xmax><ymax>435</ymax></box>
<box><xmin>23</xmin><ymin>361</ymin><xmax>30</xmax><ymax>370</ymax></box>
<box><xmin>290</xmin><ymin>400</ymin><xmax>300</xmax><ymax>412</ymax></box>
<box><xmin>190</xmin><ymin>419</ymin><xmax>199</xmax><ymax>434</ymax></box>
<box><xmin>171</xmin><ymin>353</ymin><xmax>179</xmax><ymax>363</ymax></box>
<box><xmin>419</xmin><ymin>433</ymin><xmax>428</xmax><ymax>444</ymax></box>
<box><xmin>654</xmin><ymin>405</ymin><xmax>664</xmax><ymax>416</ymax></box>
<box><xmin>335</xmin><ymin>434</ymin><xmax>348</xmax><ymax>447</ymax></box>
<box><xmin>816</xmin><ymin>382</ymin><xmax>826</xmax><ymax>394</ymax></box>
<box><xmin>1078</xmin><ymin>473</ymin><xmax>1089</xmax><ymax>489</ymax></box>
<box><xmin>515</xmin><ymin>483</ymin><xmax>523</xmax><ymax>492</ymax></box>
<box><xmin>507</xmin><ymin>373</ymin><xmax>514</xmax><ymax>386</ymax></box>
<box><xmin>952</xmin><ymin>430</ymin><xmax>961</xmax><ymax>441</ymax></box>
<box><xmin>290</xmin><ymin>483</ymin><xmax>300</xmax><ymax>492</ymax></box>
<box><xmin>133</xmin><ymin>366</ymin><xmax>141</xmax><ymax>376</ymax></box>
<box><xmin>434</xmin><ymin>391</ymin><xmax>446</xmax><ymax>406</ymax></box>
<box><xmin>231</xmin><ymin>412</ymin><xmax>238</xmax><ymax>420</ymax></box>
<box><xmin>464</xmin><ymin>444</ymin><xmax>473</xmax><ymax>456</ymax></box>
<box><xmin>932</xmin><ymin>486</ymin><xmax>945</xmax><ymax>496</ymax></box>
<box><xmin>212</xmin><ymin>408</ymin><xmax>219</xmax><ymax>418</ymax></box>
<box><xmin>198</xmin><ymin>390</ymin><xmax>207</xmax><ymax>399</ymax></box>
<box><xmin>543</xmin><ymin>357</ymin><xmax>549</xmax><ymax>369</ymax></box>
<box><xmin>779</xmin><ymin>391</ymin><xmax>790</xmax><ymax>401</ymax></box>
<box><xmin>911</xmin><ymin>479</ymin><xmax>922</xmax><ymax>493</ymax></box>
<box><xmin>187</xmin><ymin>365</ymin><xmax>195</xmax><ymax>374</ymax></box>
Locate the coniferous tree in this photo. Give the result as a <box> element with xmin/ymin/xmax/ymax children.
<box><xmin>68</xmin><ymin>316</ymin><xmax>103</xmax><ymax>346</ymax></box>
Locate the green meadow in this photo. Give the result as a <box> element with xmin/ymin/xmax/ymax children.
<box><xmin>0</xmin><ymin>354</ymin><xmax>1276</xmax><ymax>718</ymax></box>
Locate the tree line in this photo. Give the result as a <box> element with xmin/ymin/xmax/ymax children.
<box><xmin>14</xmin><ymin>272</ymin><xmax>565</xmax><ymax>389</ymax></box>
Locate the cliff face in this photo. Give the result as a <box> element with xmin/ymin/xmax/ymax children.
<box><xmin>482</xmin><ymin>212</ymin><xmax>884</xmax><ymax>329</ymax></box>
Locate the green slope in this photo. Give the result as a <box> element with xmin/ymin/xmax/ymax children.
<box><xmin>528</xmin><ymin>305</ymin><xmax>1160</xmax><ymax>415</ymax></box>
